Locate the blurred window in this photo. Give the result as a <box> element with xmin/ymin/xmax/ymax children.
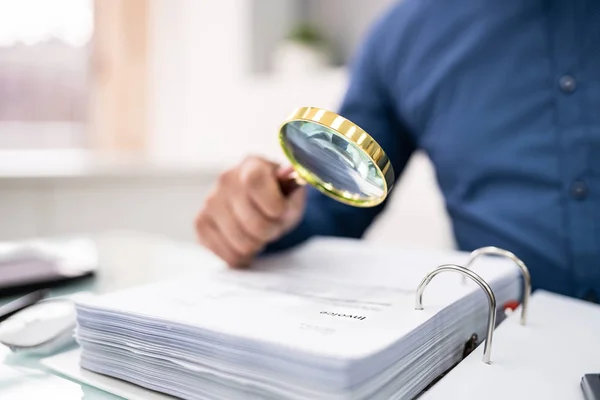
<box><xmin>0</xmin><ymin>0</ymin><xmax>93</xmax><ymax>149</ymax></box>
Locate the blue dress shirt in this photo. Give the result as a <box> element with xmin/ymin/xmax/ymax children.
<box><xmin>266</xmin><ymin>0</ymin><xmax>600</xmax><ymax>300</ymax></box>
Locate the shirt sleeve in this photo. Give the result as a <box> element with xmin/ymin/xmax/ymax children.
<box><xmin>263</xmin><ymin>13</ymin><xmax>416</xmax><ymax>253</ymax></box>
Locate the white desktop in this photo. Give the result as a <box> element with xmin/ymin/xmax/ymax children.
<box><xmin>0</xmin><ymin>232</ymin><xmax>598</xmax><ymax>399</ymax></box>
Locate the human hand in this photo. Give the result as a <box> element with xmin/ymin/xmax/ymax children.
<box><xmin>195</xmin><ymin>156</ymin><xmax>306</xmax><ymax>267</ymax></box>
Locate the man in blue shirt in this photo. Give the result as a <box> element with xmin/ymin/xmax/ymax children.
<box><xmin>195</xmin><ymin>0</ymin><xmax>600</xmax><ymax>301</ymax></box>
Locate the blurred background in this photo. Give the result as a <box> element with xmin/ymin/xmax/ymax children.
<box><xmin>0</xmin><ymin>0</ymin><xmax>454</xmax><ymax>249</ymax></box>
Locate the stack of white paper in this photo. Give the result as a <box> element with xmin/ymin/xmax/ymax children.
<box><xmin>74</xmin><ymin>238</ymin><xmax>522</xmax><ymax>399</ymax></box>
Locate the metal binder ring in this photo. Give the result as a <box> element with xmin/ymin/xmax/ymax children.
<box><xmin>415</xmin><ymin>264</ymin><xmax>496</xmax><ymax>364</ymax></box>
<box><xmin>462</xmin><ymin>246</ymin><xmax>531</xmax><ymax>325</ymax></box>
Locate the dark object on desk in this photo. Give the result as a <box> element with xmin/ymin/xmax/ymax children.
<box><xmin>0</xmin><ymin>289</ymin><xmax>48</xmax><ymax>323</ymax></box>
<box><xmin>0</xmin><ymin>238</ymin><xmax>97</xmax><ymax>297</ymax></box>
<box><xmin>415</xmin><ymin>333</ymin><xmax>479</xmax><ymax>398</ymax></box>
<box><xmin>582</xmin><ymin>374</ymin><xmax>600</xmax><ymax>400</ymax></box>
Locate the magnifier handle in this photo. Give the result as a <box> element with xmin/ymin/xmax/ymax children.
<box><xmin>279</xmin><ymin>175</ymin><xmax>301</xmax><ymax>196</ymax></box>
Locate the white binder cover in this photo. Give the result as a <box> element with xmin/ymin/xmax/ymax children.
<box><xmin>421</xmin><ymin>290</ymin><xmax>600</xmax><ymax>400</ymax></box>
<box><xmin>67</xmin><ymin>238</ymin><xmax>523</xmax><ymax>399</ymax></box>
<box><xmin>41</xmin><ymin>348</ymin><xmax>174</xmax><ymax>400</ymax></box>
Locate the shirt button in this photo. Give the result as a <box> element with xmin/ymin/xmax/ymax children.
<box><xmin>559</xmin><ymin>74</ymin><xmax>576</xmax><ymax>93</ymax></box>
<box><xmin>570</xmin><ymin>180</ymin><xmax>588</xmax><ymax>200</ymax></box>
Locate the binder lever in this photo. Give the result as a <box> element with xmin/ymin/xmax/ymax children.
<box><xmin>462</xmin><ymin>333</ymin><xmax>479</xmax><ymax>359</ymax></box>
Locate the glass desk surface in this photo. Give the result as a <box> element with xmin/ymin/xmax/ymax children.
<box><xmin>0</xmin><ymin>231</ymin><xmax>221</xmax><ymax>399</ymax></box>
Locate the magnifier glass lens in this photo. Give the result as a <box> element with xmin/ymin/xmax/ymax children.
<box><xmin>281</xmin><ymin>121</ymin><xmax>386</xmax><ymax>202</ymax></box>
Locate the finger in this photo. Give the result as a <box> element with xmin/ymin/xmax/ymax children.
<box><xmin>230</xmin><ymin>190</ymin><xmax>280</xmax><ymax>242</ymax></box>
<box><xmin>211</xmin><ymin>199</ymin><xmax>263</xmax><ymax>257</ymax></box>
<box><xmin>196</xmin><ymin>215</ymin><xmax>248</xmax><ymax>267</ymax></box>
<box><xmin>239</xmin><ymin>158</ymin><xmax>286</xmax><ymax>219</ymax></box>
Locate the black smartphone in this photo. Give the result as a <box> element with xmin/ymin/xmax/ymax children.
<box><xmin>582</xmin><ymin>374</ymin><xmax>600</xmax><ymax>400</ymax></box>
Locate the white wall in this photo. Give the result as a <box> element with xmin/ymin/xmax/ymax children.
<box><xmin>0</xmin><ymin>152</ymin><xmax>453</xmax><ymax>249</ymax></box>
<box><xmin>0</xmin><ymin>0</ymin><xmax>454</xmax><ymax>251</ymax></box>
<box><xmin>148</xmin><ymin>0</ymin><xmax>348</xmax><ymax>167</ymax></box>
<box><xmin>249</xmin><ymin>0</ymin><xmax>297</xmax><ymax>74</ymax></box>
<box><xmin>143</xmin><ymin>0</ymin><xmax>454</xmax><ymax>250</ymax></box>
<box><xmin>306</xmin><ymin>0</ymin><xmax>395</xmax><ymax>64</ymax></box>
<box><xmin>0</xmin><ymin>150</ymin><xmax>214</xmax><ymax>242</ymax></box>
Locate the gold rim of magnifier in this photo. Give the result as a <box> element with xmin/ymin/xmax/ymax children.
<box><xmin>278</xmin><ymin>106</ymin><xmax>395</xmax><ymax>207</ymax></box>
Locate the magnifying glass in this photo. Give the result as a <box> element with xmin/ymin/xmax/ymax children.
<box><xmin>278</xmin><ymin>107</ymin><xmax>395</xmax><ymax>207</ymax></box>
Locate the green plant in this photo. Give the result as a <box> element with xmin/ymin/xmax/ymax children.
<box><xmin>286</xmin><ymin>23</ymin><xmax>325</xmax><ymax>46</ymax></box>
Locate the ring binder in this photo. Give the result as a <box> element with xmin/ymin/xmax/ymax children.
<box><xmin>65</xmin><ymin>237</ymin><xmax>525</xmax><ymax>400</ymax></box>
<box><xmin>463</xmin><ymin>246</ymin><xmax>531</xmax><ymax>325</ymax></box>
<box><xmin>415</xmin><ymin>264</ymin><xmax>497</xmax><ymax>364</ymax></box>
